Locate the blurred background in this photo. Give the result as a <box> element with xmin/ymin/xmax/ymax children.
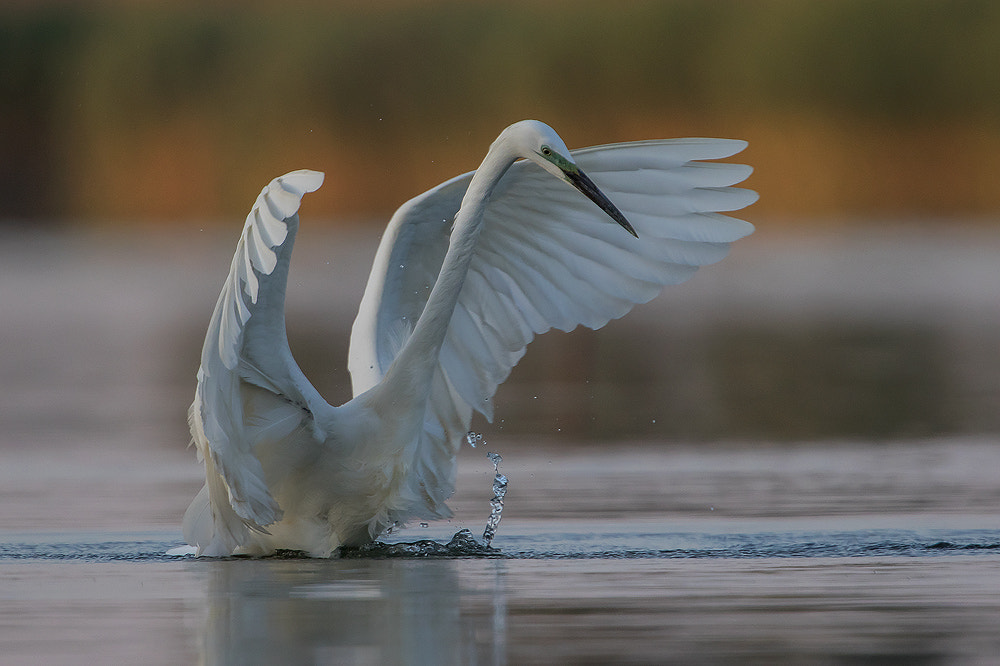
<box><xmin>4</xmin><ymin>0</ymin><xmax>1000</xmax><ymax>222</ymax></box>
<box><xmin>2</xmin><ymin>0</ymin><xmax>999</xmax><ymax>456</ymax></box>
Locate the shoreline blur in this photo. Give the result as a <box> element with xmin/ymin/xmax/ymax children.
<box><xmin>1</xmin><ymin>222</ymin><xmax>997</xmax><ymax>449</ymax></box>
<box><xmin>4</xmin><ymin>1</ymin><xmax>1000</xmax><ymax>222</ymax></box>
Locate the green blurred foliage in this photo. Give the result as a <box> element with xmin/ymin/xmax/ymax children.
<box><xmin>2</xmin><ymin>0</ymin><xmax>1000</xmax><ymax>221</ymax></box>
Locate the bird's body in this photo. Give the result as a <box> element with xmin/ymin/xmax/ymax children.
<box><xmin>182</xmin><ymin>120</ymin><xmax>757</xmax><ymax>557</ymax></box>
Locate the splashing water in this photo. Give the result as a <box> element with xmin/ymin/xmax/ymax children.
<box><xmin>337</xmin><ymin>433</ymin><xmax>509</xmax><ymax>558</ymax></box>
<box><xmin>339</xmin><ymin>433</ymin><xmax>508</xmax><ymax>557</ymax></box>
<box><xmin>482</xmin><ymin>451</ymin><xmax>507</xmax><ymax>549</ymax></box>
<box><xmin>341</xmin><ymin>529</ymin><xmax>498</xmax><ymax>558</ymax></box>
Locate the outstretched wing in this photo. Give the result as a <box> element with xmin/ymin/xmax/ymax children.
<box><xmin>347</xmin><ymin>138</ymin><xmax>757</xmax><ymax>513</ymax></box>
<box><xmin>189</xmin><ymin>169</ymin><xmax>326</xmax><ymax>537</ymax></box>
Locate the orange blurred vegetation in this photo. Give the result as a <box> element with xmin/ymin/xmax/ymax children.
<box><xmin>3</xmin><ymin>1</ymin><xmax>1000</xmax><ymax>224</ymax></box>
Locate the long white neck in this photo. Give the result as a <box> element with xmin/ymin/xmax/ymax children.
<box><xmin>376</xmin><ymin>137</ymin><xmax>518</xmax><ymax>407</ymax></box>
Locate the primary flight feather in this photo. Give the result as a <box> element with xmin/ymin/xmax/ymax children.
<box><xmin>182</xmin><ymin>120</ymin><xmax>757</xmax><ymax>556</ymax></box>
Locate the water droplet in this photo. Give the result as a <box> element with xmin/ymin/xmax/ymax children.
<box><xmin>465</xmin><ymin>431</ymin><xmax>483</xmax><ymax>448</ymax></box>
<box><xmin>482</xmin><ymin>450</ymin><xmax>507</xmax><ymax>549</ymax></box>
<box><xmin>419</xmin><ymin>522</ymin><xmax>429</xmax><ymax>528</ymax></box>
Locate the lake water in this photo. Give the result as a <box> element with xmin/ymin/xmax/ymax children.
<box><xmin>1</xmin><ymin>224</ymin><xmax>998</xmax><ymax>664</ymax></box>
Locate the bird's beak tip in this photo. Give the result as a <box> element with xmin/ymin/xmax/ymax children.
<box><xmin>565</xmin><ymin>167</ymin><xmax>638</xmax><ymax>239</ymax></box>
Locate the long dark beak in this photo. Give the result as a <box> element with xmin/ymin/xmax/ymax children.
<box><xmin>565</xmin><ymin>168</ymin><xmax>638</xmax><ymax>238</ymax></box>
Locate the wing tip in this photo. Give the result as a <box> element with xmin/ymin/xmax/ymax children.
<box><xmin>731</xmin><ymin>215</ymin><xmax>756</xmax><ymax>239</ymax></box>
<box><xmin>693</xmin><ymin>137</ymin><xmax>749</xmax><ymax>159</ymax></box>
<box><xmin>276</xmin><ymin>169</ymin><xmax>325</xmax><ymax>195</ymax></box>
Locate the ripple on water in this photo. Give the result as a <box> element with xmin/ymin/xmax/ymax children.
<box><xmin>1</xmin><ymin>528</ymin><xmax>996</xmax><ymax>562</ymax></box>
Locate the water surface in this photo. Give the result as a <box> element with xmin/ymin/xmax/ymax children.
<box><xmin>2</xmin><ymin>440</ymin><xmax>998</xmax><ymax>665</ymax></box>
<box><xmin>1</xmin><ymin>227</ymin><xmax>998</xmax><ymax>664</ymax></box>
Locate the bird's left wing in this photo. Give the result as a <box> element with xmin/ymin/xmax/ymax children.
<box><xmin>190</xmin><ymin>169</ymin><xmax>326</xmax><ymax>535</ymax></box>
<box><xmin>348</xmin><ymin>138</ymin><xmax>756</xmax><ymax>516</ymax></box>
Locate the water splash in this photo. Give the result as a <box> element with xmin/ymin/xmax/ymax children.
<box><xmin>482</xmin><ymin>451</ymin><xmax>507</xmax><ymax>549</ymax></box>
<box><xmin>340</xmin><ymin>529</ymin><xmax>499</xmax><ymax>558</ymax></box>
<box><xmin>341</xmin><ymin>433</ymin><xmax>507</xmax><ymax>557</ymax></box>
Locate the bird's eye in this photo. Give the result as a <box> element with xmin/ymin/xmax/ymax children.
<box><xmin>540</xmin><ymin>146</ymin><xmax>552</xmax><ymax>156</ymax></box>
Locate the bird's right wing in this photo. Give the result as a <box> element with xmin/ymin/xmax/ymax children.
<box><xmin>348</xmin><ymin>138</ymin><xmax>756</xmax><ymax>516</ymax></box>
<box><xmin>189</xmin><ymin>169</ymin><xmax>327</xmax><ymax>538</ymax></box>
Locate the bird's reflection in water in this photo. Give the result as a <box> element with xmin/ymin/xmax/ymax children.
<box><xmin>197</xmin><ymin>556</ymin><xmax>507</xmax><ymax>665</ymax></box>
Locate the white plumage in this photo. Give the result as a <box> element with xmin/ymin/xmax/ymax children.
<box><xmin>182</xmin><ymin>120</ymin><xmax>757</xmax><ymax>556</ymax></box>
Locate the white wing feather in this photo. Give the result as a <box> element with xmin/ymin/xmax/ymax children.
<box><xmin>189</xmin><ymin>169</ymin><xmax>325</xmax><ymax>541</ymax></box>
<box><xmin>348</xmin><ymin>139</ymin><xmax>756</xmax><ymax>514</ymax></box>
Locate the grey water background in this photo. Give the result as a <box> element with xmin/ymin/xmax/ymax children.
<box><xmin>1</xmin><ymin>223</ymin><xmax>999</xmax><ymax>664</ymax></box>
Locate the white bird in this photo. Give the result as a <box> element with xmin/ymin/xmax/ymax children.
<box><xmin>182</xmin><ymin>120</ymin><xmax>757</xmax><ymax>556</ymax></box>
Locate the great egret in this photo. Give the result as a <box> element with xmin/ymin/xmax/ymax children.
<box><xmin>182</xmin><ymin>120</ymin><xmax>757</xmax><ymax>556</ymax></box>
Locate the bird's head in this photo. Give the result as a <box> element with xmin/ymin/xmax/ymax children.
<box><xmin>503</xmin><ymin>120</ymin><xmax>638</xmax><ymax>238</ymax></box>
